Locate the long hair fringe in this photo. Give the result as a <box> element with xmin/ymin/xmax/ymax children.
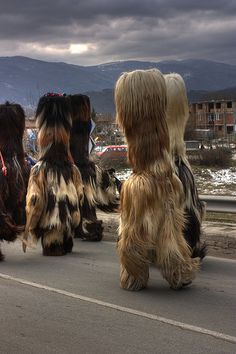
<box><xmin>165</xmin><ymin>73</ymin><xmax>206</xmax><ymax>259</ymax></box>
<box><xmin>165</xmin><ymin>73</ymin><xmax>189</xmax><ymax>158</ymax></box>
<box><xmin>115</xmin><ymin>69</ymin><xmax>169</xmax><ymax>171</ymax></box>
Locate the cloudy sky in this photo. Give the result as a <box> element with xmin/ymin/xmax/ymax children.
<box><xmin>0</xmin><ymin>0</ymin><xmax>236</xmax><ymax>66</ymax></box>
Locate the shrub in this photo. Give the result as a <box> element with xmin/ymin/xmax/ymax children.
<box><xmin>198</xmin><ymin>147</ymin><xmax>233</xmax><ymax>167</ymax></box>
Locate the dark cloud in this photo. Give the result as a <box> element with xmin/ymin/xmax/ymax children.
<box><xmin>0</xmin><ymin>0</ymin><xmax>235</xmax><ymax>65</ymax></box>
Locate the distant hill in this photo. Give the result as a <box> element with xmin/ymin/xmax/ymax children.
<box><xmin>87</xmin><ymin>86</ymin><xmax>236</xmax><ymax>115</ymax></box>
<box><xmin>85</xmin><ymin>89</ymin><xmax>115</xmax><ymax>114</ymax></box>
<box><xmin>0</xmin><ymin>56</ymin><xmax>236</xmax><ymax>113</ymax></box>
<box><xmin>188</xmin><ymin>87</ymin><xmax>236</xmax><ymax>103</ymax></box>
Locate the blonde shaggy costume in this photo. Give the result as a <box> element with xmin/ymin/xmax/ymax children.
<box><xmin>24</xmin><ymin>94</ymin><xmax>83</xmax><ymax>256</ymax></box>
<box><xmin>115</xmin><ymin>69</ymin><xmax>200</xmax><ymax>290</ymax></box>
<box><xmin>165</xmin><ymin>73</ymin><xmax>206</xmax><ymax>259</ymax></box>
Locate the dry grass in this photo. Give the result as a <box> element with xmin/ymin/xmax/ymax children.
<box><xmin>205</xmin><ymin>212</ymin><xmax>236</xmax><ymax>223</ymax></box>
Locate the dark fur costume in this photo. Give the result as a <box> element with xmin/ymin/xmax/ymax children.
<box><xmin>175</xmin><ymin>158</ymin><xmax>206</xmax><ymax>259</ymax></box>
<box><xmin>69</xmin><ymin>94</ymin><xmax>119</xmax><ymax>241</ymax></box>
<box><xmin>24</xmin><ymin>94</ymin><xmax>83</xmax><ymax>256</ymax></box>
<box><xmin>0</xmin><ymin>102</ymin><xmax>30</xmax><ymax>261</ymax></box>
<box><xmin>69</xmin><ymin>94</ymin><xmax>103</xmax><ymax>241</ymax></box>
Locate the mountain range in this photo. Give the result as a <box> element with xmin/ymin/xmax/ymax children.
<box><xmin>0</xmin><ymin>56</ymin><xmax>236</xmax><ymax>114</ymax></box>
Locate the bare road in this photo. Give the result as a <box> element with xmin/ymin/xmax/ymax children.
<box><xmin>0</xmin><ymin>240</ymin><xmax>235</xmax><ymax>354</ymax></box>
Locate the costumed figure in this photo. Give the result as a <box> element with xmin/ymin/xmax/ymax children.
<box><xmin>165</xmin><ymin>73</ymin><xmax>206</xmax><ymax>259</ymax></box>
<box><xmin>115</xmin><ymin>69</ymin><xmax>200</xmax><ymax>290</ymax></box>
<box><xmin>0</xmin><ymin>102</ymin><xmax>30</xmax><ymax>261</ymax></box>
<box><xmin>23</xmin><ymin>93</ymin><xmax>83</xmax><ymax>256</ymax></box>
<box><xmin>69</xmin><ymin>94</ymin><xmax>118</xmax><ymax>241</ymax></box>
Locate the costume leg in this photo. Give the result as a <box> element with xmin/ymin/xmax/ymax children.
<box><xmin>118</xmin><ymin>238</ymin><xmax>149</xmax><ymax>291</ymax></box>
<box><xmin>117</xmin><ymin>176</ymin><xmax>152</xmax><ymax>291</ymax></box>
<box><xmin>155</xmin><ymin>208</ymin><xmax>200</xmax><ymax>289</ymax></box>
<box><xmin>75</xmin><ymin>194</ymin><xmax>103</xmax><ymax>241</ymax></box>
<box><xmin>42</xmin><ymin>242</ymin><xmax>66</xmax><ymax>256</ymax></box>
<box><xmin>63</xmin><ymin>235</ymin><xmax>74</xmax><ymax>254</ymax></box>
<box><xmin>41</xmin><ymin>230</ymin><xmax>66</xmax><ymax>256</ymax></box>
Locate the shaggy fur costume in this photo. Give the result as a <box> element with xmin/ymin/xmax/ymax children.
<box><xmin>115</xmin><ymin>69</ymin><xmax>200</xmax><ymax>290</ymax></box>
<box><xmin>165</xmin><ymin>73</ymin><xmax>206</xmax><ymax>259</ymax></box>
<box><xmin>69</xmin><ymin>94</ymin><xmax>119</xmax><ymax>241</ymax></box>
<box><xmin>24</xmin><ymin>94</ymin><xmax>83</xmax><ymax>256</ymax></box>
<box><xmin>0</xmin><ymin>102</ymin><xmax>30</xmax><ymax>261</ymax></box>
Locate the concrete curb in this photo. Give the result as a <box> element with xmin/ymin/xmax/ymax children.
<box><xmin>202</xmin><ymin>222</ymin><xmax>236</xmax><ymax>259</ymax></box>
<box><xmin>97</xmin><ymin>211</ymin><xmax>236</xmax><ymax>259</ymax></box>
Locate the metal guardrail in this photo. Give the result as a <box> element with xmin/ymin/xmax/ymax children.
<box><xmin>199</xmin><ymin>195</ymin><xmax>236</xmax><ymax>214</ymax></box>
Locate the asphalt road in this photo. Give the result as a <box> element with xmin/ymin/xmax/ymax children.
<box><xmin>0</xmin><ymin>239</ymin><xmax>236</xmax><ymax>354</ymax></box>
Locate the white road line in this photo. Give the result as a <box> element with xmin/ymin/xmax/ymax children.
<box><xmin>1</xmin><ymin>272</ymin><xmax>236</xmax><ymax>344</ymax></box>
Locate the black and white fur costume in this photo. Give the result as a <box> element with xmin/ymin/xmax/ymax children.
<box><xmin>24</xmin><ymin>93</ymin><xmax>83</xmax><ymax>256</ymax></box>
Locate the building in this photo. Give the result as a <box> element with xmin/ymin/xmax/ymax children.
<box><xmin>93</xmin><ymin>113</ymin><xmax>125</xmax><ymax>145</ymax></box>
<box><xmin>190</xmin><ymin>99</ymin><xmax>236</xmax><ymax>139</ymax></box>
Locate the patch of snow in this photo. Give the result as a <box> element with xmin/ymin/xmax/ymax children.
<box><xmin>208</xmin><ymin>168</ymin><xmax>236</xmax><ymax>184</ymax></box>
<box><xmin>116</xmin><ymin>167</ymin><xmax>236</xmax><ymax>196</ymax></box>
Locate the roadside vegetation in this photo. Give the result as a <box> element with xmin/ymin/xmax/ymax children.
<box><xmin>189</xmin><ymin>147</ymin><xmax>234</xmax><ymax>168</ymax></box>
<box><xmin>205</xmin><ymin>212</ymin><xmax>236</xmax><ymax>224</ymax></box>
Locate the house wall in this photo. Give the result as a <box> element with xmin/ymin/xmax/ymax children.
<box><xmin>189</xmin><ymin>100</ymin><xmax>236</xmax><ymax>138</ymax></box>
